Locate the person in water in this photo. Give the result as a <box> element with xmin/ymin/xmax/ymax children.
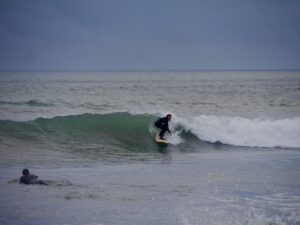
<box><xmin>154</xmin><ymin>114</ymin><xmax>172</xmax><ymax>140</ymax></box>
<box><xmin>19</xmin><ymin>169</ymin><xmax>47</xmax><ymax>185</ymax></box>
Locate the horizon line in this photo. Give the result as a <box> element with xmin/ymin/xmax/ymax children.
<box><xmin>1</xmin><ymin>69</ymin><xmax>300</xmax><ymax>72</ymax></box>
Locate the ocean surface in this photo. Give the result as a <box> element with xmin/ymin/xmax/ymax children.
<box><xmin>0</xmin><ymin>71</ymin><xmax>300</xmax><ymax>225</ymax></box>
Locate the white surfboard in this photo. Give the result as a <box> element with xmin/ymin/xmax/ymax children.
<box><xmin>155</xmin><ymin>133</ymin><xmax>168</xmax><ymax>144</ymax></box>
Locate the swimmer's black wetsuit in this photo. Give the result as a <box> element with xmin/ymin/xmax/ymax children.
<box><xmin>19</xmin><ymin>174</ymin><xmax>47</xmax><ymax>185</ymax></box>
<box><xmin>154</xmin><ymin>116</ymin><xmax>171</xmax><ymax>139</ymax></box>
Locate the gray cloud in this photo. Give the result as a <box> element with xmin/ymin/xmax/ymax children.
<box><xmin>0</xmin><ymin>0</ymin><xmax>299</xmax><ymax>70</ymax></box>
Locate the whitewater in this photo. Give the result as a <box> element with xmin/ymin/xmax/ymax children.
<box><xmin>1</xmin><ymin>71</ymin><xmax>300</xmax><ymax>225</ymax></box>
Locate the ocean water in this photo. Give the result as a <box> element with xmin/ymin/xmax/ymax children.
<box><xmin>0</xmin><ymin>71</ymin><xmax>300</xmax><ymax>225</ymax></box>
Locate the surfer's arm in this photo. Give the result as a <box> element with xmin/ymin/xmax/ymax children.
<box><xmin>166</xmin><ymin>125</ymin><xmax>171</xmax><ymax>135</ymax></box>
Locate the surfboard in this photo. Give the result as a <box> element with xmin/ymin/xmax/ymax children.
<box><xmin>155</xmin><ymin>133</ymin><xmax>168</xmax><ymax>144</ymax></box>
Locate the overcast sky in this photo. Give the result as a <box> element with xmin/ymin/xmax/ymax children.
<box><xmin>0</xmin><ymin>0</ymin><xmax>299</xmax><ymax>70</ymax></box>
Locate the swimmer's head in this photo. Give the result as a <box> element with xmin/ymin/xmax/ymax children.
<box><xmin>22</xmin><ymin>168</ymin><xmax>29</xmax><ymax>176</ymax></box>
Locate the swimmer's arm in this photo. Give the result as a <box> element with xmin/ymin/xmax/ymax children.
<box><xmin>31</xmin><ymin>174</ymin><xmax>39</xmax><ymax>180</ymax></box>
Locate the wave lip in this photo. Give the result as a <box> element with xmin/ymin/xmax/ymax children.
<box><xmin>176</xmin><ymin>115</ymin><xmax>300</xmax><ymax>148</ymax></box>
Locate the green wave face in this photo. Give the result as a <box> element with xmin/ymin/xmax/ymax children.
<box><xmin>0</xmin><ymin>113</ymin><xmax>162</xmax><ymax>154</ymax></box>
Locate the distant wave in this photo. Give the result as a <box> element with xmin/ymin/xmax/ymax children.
<box><xmin>0</xmin><ymin>99</ymin><xmax>54</xmax><ymax>107</ymax></box>
<box><xmin>0</xmin><ymin>112</ymin><xmax>299</xmax><ymax>149</ymax></box>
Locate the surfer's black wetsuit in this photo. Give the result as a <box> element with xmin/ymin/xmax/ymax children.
<box><xmin>154</xmin><ymin>116</ymin><xmax>171</xmax><ymax>139</ymax></box>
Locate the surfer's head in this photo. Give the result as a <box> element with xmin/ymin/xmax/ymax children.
<box><xmin>166</xmin><ymin>114</ymin><xmax>172</xmax><ymax>121</ymax></box>
<box><xmin>22</xmin><ymin>168</ymin><xmax>29</xmax><ymax>176</ymax></box>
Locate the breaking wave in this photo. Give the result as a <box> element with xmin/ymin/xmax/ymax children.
<box><xmin>175</xmin><ymin>115</ymin><xmax>300</xmax><ymax>148</ymax></box>
<box><xmin>0</xmin><ymin>112</ymin><xmax>299</xmax><ymax>149</ymax></box>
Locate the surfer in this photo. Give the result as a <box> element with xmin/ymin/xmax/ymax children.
<box><xmin>19</xmin><ymin>169</ymin><xmax>47</xmax><ymax>185</ymax></box>
<box><xmin>154</xmin><ymin>114</ymin><xmax>172</xmax><ymax>140</ymax></box>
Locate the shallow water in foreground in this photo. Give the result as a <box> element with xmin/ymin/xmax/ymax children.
<box><xmin>1</xmin><ymin>149</ymin><xmax>300</xmax><ymax>225</ymax></box>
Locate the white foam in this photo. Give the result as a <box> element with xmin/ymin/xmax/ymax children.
<box><xmin>166</xmin><ymin>130</ymin><xmax>184</xmax><ymax>145</ymax></box>
<box><xmin>173</xmin><ymin>115</ymin><xmax>300</xmax><ymax>148</ymax></box>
